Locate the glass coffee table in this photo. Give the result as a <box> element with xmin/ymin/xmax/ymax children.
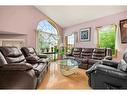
<box><xmin>60</xmin><ymin>58</ymin><xmax>80</xmax><ymax>76</ymax></box>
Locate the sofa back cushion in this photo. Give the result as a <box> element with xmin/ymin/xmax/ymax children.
<box><xmin>72</xmin><ymin>48</ymin><xmax>82</xmax><ymax>58</ymax></box>
<box><xmin>81</xmin><ymin>48</ymin><xmax>94</xmax><ymax>59</ymax></box>
<box><xmin>0</xmin><ymin>47</ymin><xmax>26</xmax><ymax>64</ymax></box>
<box><xmin>21</xmin><ymin>47</ymin><xmax>39</xmax><ymax>60</ymax></box>
<box><xmin>92</xmin><ymin>48</ymin><xmax>106</xmax><ymax>60</ymax></box>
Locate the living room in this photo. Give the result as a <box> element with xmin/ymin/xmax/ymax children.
<box><xmin>0</xmin><ymin>1</ymin><xmax>127</xmax><ymax>94</ymax></box>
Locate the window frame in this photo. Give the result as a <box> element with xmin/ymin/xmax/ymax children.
<box><xmin>36</xmin><ymin>19</ymin><xmax>60</xmax><ymax>54</ymax></box>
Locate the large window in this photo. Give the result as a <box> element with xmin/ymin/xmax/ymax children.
<box><xmin>66</xmin><ymin>34</ymin><xmax>75</xmax><ymax>52</ymax></box>
<box><xmin>37</xmin><ymin>20</ymin><xmax>59</xmax><ymax>54</ymax></box>
<box><xmin>97</xmin><ymin>24</ymin><xmax>117</xmax><ymax>55</ymax></box>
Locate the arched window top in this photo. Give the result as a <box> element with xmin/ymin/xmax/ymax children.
<box><xmin>37</xmin><ymin>20</ymin><xmax>57</xmax><ymax>35</ymax></box>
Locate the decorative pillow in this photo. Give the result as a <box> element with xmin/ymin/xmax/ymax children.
<box><xmin>117</xmin><ymin>59</ymin><xmax>127</xmax><ymax>72</ymax></box>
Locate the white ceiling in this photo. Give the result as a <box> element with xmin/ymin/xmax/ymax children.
<box><xmin>36</xmin><ymin>6</ymin><xmax>127</xmax><ymax>28</ymax></box>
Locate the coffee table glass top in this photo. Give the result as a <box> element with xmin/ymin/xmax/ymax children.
<box><xmin>59</xmin><ymin>58</ymin><xmax>80</xmax><ymax>76</ymax></box>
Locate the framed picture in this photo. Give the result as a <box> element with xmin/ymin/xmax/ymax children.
<box><xmin>80</xmin><ymin>27</ymin><xmax>91</xmax><ymax>42</ymax></box>
<box><xmin>120</xmin><ymin>19</ymin><xmax>127</xmax><ymax>43</ymax></box>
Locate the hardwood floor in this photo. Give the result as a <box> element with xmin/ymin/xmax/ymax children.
<box><xmin>38</xmin><ymin>60</ymin><xmax>90</xmax><ymax>89</ymax></box>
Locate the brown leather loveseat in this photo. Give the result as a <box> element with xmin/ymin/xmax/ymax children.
<box><xmin>0</xmin><ymin>46</ymin><xmax>49</xmax><ymax>89</ymax></box>
<box><xmin>65</xmin><ymin>48</ymin><xmax>112</xmax><ymax>69</ymax></box>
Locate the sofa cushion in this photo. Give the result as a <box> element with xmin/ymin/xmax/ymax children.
<box><xmin>73</xmin><ymin>48</ymin><xmax>82</xmax><ymax>52</ymax></box>
<box><xmin>92</xmin><ymin>53</ymin><xmax>105</xmax><ymax>57</ymax></box>
<box><xmin>6</xmin><ymin>55</ymin><xmax>26</xmax><ymax>63</ymax></box>
<box><xmin>82</xmin><ymin>53</ymin><xmax>93</xmax><ymax>56</ymax></box>
<box><xmin>92</xmin><ymin>56</ymin><xmax>105</xmax><ymax>60</ymax></box>
<box><xmin>73</xmin><ymin>52</ymin><xmax>81</xmax><ymax>55</ymax></box>
<box><xmin>81</xmin><ymin>48</ymin><xmax>93</xmax><ymax>59</ymax></box>
<box><xmin>92</xmin><ymin>48</ymin><xmax>106</xmax><ymax>60</ymax></box>
<box><xmin>72</xmin><ymin>48</ymin><xmax>82</xmax><ymax>58</ymax></box>
<box><xmin>93</xmin><ymin>48</ymin><xmax>106</xmax><ymax>53</ymax></box>
<box><xmin>82</xmin><ymin>48</ymin><xmax>93</xmax><ymax>53</ymax></box>
<box><xmin>0</xmin><ymin>47</ymin><xmax>26</xmax><ymax>64</ymax></box>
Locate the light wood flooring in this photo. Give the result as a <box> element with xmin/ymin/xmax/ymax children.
<box><xmin>38</xmin><ymin>60</ymin><xmax>90</xmax><ymax>89</ymax></box>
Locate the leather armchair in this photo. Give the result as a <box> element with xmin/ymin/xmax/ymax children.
<box><xmin>0</xmin><ymin>51</ymin><xmax>37</xmax><ymax>89</ymax></box>
<box><xmin>86</xmin><ymin>51</ymin><xmax>127</xmax><ymax>89</ymax></box>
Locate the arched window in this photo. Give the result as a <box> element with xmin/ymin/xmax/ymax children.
<box><xmin>36</xmin><ymin>20</ymin><xmax>59</xmax><ymax>54</ymax></box>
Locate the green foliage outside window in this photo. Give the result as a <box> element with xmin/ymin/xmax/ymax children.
<box><xmin>98</xmin><ymin>25</ymin><xmax>116</xmax><ymax>55</ymax></box>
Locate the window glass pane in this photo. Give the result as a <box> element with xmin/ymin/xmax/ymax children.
<box><xmin>38</xmin><ymin>20</ymin><xmax>57</xmax><ymax>35</ymax></box>
<box><xmin>67</xmin><ymin>34</ymin><xmax>75</xmax><ymax>52</ymax></box>
<box><xmin>98</xmin><ymin>25</ymin><xmax>116</xmax><ymax>55</ymax></box>
<box><xmin>37</xmin><ymin>20</ymin><xmax>58</xmax><ymax>54</ymax></box>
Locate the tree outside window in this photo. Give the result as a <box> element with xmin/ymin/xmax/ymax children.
<box><xmin>97</xmin><ymin>24</ymin><xmax>117</xmax><ymax>55</ymax></box>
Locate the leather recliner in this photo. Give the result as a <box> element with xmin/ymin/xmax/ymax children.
<box><xmin>0</xmin><ymin>46</ymin><xmax>48</xmax><ymax>88</ymax></box>
<box><xmin>65</xmin><ymin>48</ymin><xmax>82</xmax><ymax>59</ymax></box>
<box><xmin>0</xmin><ymin>47</ymin><xmax>37</xmax><ymax>89</ymax></box>
<box><xmin>78</xmin><ymin>48</ymin><xmax>94</xmax><ymax>69</ymax></box>
<box><xmin>86</xmin><ymin>50</ymin><xmax>127</xmax><ymax>89</ymax></box>
<box><xmin>72</xmin><ymin>48</ymin><xmax>82</xmax><ymax>58</ymax></box>
<box><xmin>88</xmin><ymin>48</ymin><xmax>112</xmax><ymax>68</ymax></box>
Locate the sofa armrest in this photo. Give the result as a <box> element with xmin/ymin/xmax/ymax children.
<box><xmin>0</xmin><ymin>64</ymin><xmax>37</xmax><ymax>89</ymax></box>
<box><xmin>96</xmin><ymin>65</ymin><xmax>127</xmax><ymax>80</ymax></box>
<box><xmin>86</xmin><ymin>62</ymin><xmax>101</xmax><ymax>76</ymax></box>
<box><xmin>37</xmin><ymin>54</ymin><xmax>47</xmax><ymax>58</ymax></box>
<box><xmin>104</xmin><ymin>56</ymin><xmax>112</xmax><ymax>60</ymax></box>
<box><xmin>101</xmin><ymin>60</ymin><xmax>119</xmax><ymax>68</ymax></box>
<box><xmin>0</xmin><ymin>63</ymin><xmax>33</xmax><ymax>71</ymax></box>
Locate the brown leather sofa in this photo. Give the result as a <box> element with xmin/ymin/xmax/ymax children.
<box><xmin>0</xmin><ymin>47</ymin><xmax>37</xmax><ymax>89</ymax></box>
<box><xmin>0</xmin><ymin>46</ymin><xmax>49</xmax><ymax>89</ymax></box>
<box><xmin>65</xmin><ymin>48</ymin><xmax>112</xmax><ymax>69</ymax></box>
